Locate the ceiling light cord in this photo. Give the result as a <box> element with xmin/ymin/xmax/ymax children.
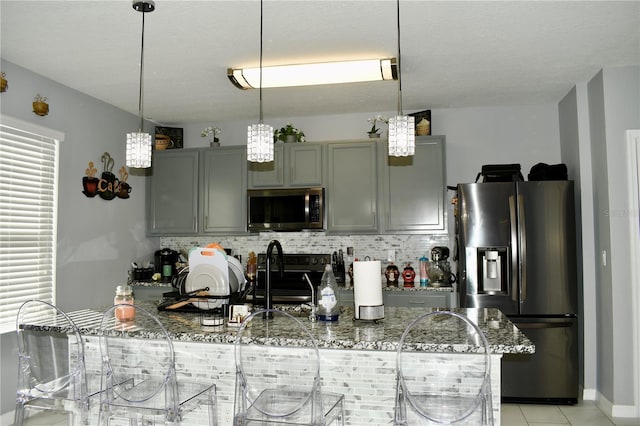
<box><xmin>259</xmin><ymin>0</ymin><xmax>264</xmax><ymax>124</ymax></box>
<box><xmin>396</xmin><ymin>0</ymin><xmax>403</xmax><ymax>115</ymax></box>
<box><xmin>138</xmin><ymin>8</ymin><xmax>146</xmax><ymax>131</ymax></box>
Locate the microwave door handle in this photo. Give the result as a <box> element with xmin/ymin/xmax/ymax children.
<box><xmin>305</xmin><ymin>193</ymin><xmax>310</xmax><ymax>223</ymax></box>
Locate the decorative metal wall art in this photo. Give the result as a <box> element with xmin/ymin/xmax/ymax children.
<box><xmin>82</xmin><ymin>152</ymin><xmax>131</xmax><ymax>200</ymax></box>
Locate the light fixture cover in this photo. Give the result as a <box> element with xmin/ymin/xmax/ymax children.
<box><xmin>247</xmin><ymin>124</ymin><xmax>274</xmax><ymax>163</ymax></box>
<box><xmin>388</xmin><ymin>115</ymin><xmax>415</xmax><ymax>157</ymax></box>
<box><xmin>229</xmin><ymin>58</ymin><xmax>397</xmax><ymax>89</ymax></box>
<box><xmin>126</xmin><ymin>132</ymin><xmax>152</xmax><ymax>168</ymax></box>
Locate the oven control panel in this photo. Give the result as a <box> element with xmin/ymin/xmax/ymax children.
<box><xmin>257</xmin><ymin>253</ymin><xmax>331</xmax><ymax>272</ymax></box>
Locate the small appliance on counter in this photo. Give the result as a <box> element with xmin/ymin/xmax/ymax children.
<box><xmin>428</xmin><ymin>246</ymin><xmax>455</xmax><ymax>287</ymax></box>
<box><xmin>155</xmin><ymin>248</ymin><xmax>178</xmax><ymax>283</ymax></box>
<box><xmin>353</xmin><ymin>260</ymin><xmax>384</xmax><ymax>321</ymax></box>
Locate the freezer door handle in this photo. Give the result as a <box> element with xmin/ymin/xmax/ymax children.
<box><xmin>518</xmin><ymin>194</ymin><xmax>527</xmax><ymax>302</ymax></box>
<box><xmin>509</xmin><ymin>195</ymin><xmax>518</xmax><ymax>303</ymax></box>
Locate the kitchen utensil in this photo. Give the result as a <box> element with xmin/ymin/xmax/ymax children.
<box><xmin>165</xmin><ymin>290</ymin><xmax>210</xmax><ymax>310</ymax></box>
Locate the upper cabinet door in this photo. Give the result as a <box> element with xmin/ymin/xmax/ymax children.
<box><xmin>147</xmin><ymin>150</ymin><xmax>199</xmax><ymax>235</ymax></box>
<box><xmin>286</xmin><ymin>144</ymin><xmax>323</xmax><ymax>186</ymax></box>
<box><xmin>247</xmin><ymin>145</ymin><xmax>284</xmax><ymax>188</ymax></box>
<box><xmin>326</xmin><ymin>141</ymin><xmax>378</xmax><ymax>233</ymax></box>
<box><xmin>248</xmin><ymin>143</ymin><xmax>322</xmax><ymax>188</ymax></box>
<box><xmin>381</xmin><ymin>136</ymin><xmax>446</xmax><ymax>233</ymax></box>
<box><xmin>201</xmin><ymin>147</ymin><xmax>247</xmax><ymax>234</ymax></box>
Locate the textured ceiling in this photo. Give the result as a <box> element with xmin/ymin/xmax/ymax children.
<box><xmin>1</xmin><ymin>1</ymin><xmax>638</xmax><ymax>125</ymax></box>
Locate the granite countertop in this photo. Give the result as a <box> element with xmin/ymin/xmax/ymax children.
<box><xmin>34</xmin><ymin>301</ymin><xmax>533</xmax><ymax>355</ymax></box>
<box><xmin>132</xmin><ymin>280</ymin><xmax>454</xmax><ymax>292</ymax></box>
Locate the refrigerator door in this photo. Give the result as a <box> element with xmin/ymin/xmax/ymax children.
<box><xmin>457</xmin><ymin>183</ymin><xmax>519</xmax><ymax>315</ymax></box>
<box><xmin>502</xmin><ymin>316</ymin><xmax>579</xmax><ymax>404</ymax></box>
<box><xmin>516</xmin><ymin>181</ymin><xmax>578</xmax><ymax>315</ymax></box>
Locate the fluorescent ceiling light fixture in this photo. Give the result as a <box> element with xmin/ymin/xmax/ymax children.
<box><xmin>229</xmin><ymin>58</ymin><xmax>397</xmax><ymax>89</ymax></box>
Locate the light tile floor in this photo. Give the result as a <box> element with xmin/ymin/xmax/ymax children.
<box><xmin>502</xmin><ymin>401</ymin><xmax>640</xmax><ymax>426</ymax></box>
<box><xmin>11</xmin><ymin>401</ymin><xmax>640</xmax><ymax>425</ymax></box>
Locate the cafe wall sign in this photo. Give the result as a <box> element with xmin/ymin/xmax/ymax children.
<box><xmin>82</xmin><ymin>152</ymin><xmax>131</xmax><ymax>200</ymax></box>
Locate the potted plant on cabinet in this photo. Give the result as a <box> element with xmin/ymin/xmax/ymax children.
<box><xmin>32</xmin><ymin>94</ymin><xmax>49</xmax><ymax>116</ymax></box>
<box><xmin>367</xmin><ymin>115</ymin><xmax>388</xmax><ymax>138</ymax></box>
<box><xmin>274</xmin><ymin>123</ymin><xmax>305</xmax><ymax>143</ymax></box>
<box><xmin>201</xmin><ymin>126</ymin><xmax>222</xmax><ymax>147</ymax></box>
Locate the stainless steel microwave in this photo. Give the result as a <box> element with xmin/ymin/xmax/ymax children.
<box><xmin>247</xmin><ymin>187</ymin><xmax>324</xmax><ymax>232</ymax></box>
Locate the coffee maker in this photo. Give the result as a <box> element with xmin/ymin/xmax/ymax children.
<box><xmin>155</xmin><ymin>248</ymin><xmax>178</xmax><ymax>283</ymax></box>
<box><xmin>428</xmin><ymin>246</ymin><xmax>455</xmax><ymax>287</ymax></box>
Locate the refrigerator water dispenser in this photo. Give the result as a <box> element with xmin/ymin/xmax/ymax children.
<box><xmin>477</xmin><ymin>247</ymin><xmax>508</xmax><ymax>294</ymax></box>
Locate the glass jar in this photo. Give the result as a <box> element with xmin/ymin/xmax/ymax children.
<box><xmin>114</xmin><ymin>285</ymin><xmax>135</xmax><ymax>321</ymax></box>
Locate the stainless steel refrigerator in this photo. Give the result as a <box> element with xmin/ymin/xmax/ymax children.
<box><xmin>456</xmin><ymin>180</ymin><xmax>578</xmax><ymax>404</ymax></box>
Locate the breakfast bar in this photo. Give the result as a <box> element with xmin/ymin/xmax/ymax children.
<box><xmin>49</xmin><ymin>302</ymin><xmax>534</xmax><ymax>425</ymax></box>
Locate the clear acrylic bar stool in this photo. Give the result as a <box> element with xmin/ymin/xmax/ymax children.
<box><xmin>98</xmin><ymin>303</ymin><xmax>217</xmax><ymax>425</ymax></box>
<box><xmin>233</xmin><ymin>308</ymin><xmax>345</xmax><ymax>425</ymax></box>
<box><xmin>394</xmin><ymin>310</ymin><xmax>494</xmax><ymax>425</ymax></box>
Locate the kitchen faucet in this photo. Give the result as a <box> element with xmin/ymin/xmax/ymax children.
<box><xmin>264</xmin><ymin>240</ymin><xmax>284</xmax><ymax>319</ymax></box>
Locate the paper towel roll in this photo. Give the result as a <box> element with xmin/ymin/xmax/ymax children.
<box><xmin>353</xmin><ymin>260</ymin><xmax>383</xmax><ymax>306</ymax></box>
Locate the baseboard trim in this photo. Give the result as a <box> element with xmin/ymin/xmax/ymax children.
<box><xmin>596</xmin><ymin>390</ymin><xmax>640</xmax><ymax>420</ymax></box>
<box><xmin>582</xmin><ymin>388</ymin><xmax>597</xmax><ymax>400</ymax></box>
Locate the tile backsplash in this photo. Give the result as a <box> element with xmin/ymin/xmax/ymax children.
<box><xmin>160</xmin><ymin>232</ymin><xmax>451</xmax><ymax>270</ymax></box>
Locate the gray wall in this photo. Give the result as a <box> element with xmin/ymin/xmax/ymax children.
<box><xmin>0</xmin><ymin>59</ymin><xmax>159</xmax><ymax>418</ymax></box>
<box><xmin>558</xmin><ymin>87</ymin><xmax>587</xmax><ymax>393</ymax></box>
<box><xmin>558</xmin><ymin>66</ymin><xmax>640</xmax><ymax>415</ymax></box>
<box><xmin>587</xmin><ymin>67</ymin><xmax>640</xmax><ymax>410</ymax></box>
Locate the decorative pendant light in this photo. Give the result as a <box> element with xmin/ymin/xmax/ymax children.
<box><xmin>247</xmin><ymin>0</ymin><xmax>274</xmax><ymax>163</ymax></box>
<box><xmin>126</xmin><ymin>1</ymin><xmax>154</xmax><ymax>169</ymax></box>
<box><xmin>388</xmin><ymin>0</ymin><xmax>415</xmax><ymax>157</ymax></box>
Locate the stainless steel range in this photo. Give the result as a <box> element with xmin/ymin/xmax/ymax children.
<box><xmin>250</xmin><ymin>253</ymin><xmax>332</xmax><ymax>304</ymax></box>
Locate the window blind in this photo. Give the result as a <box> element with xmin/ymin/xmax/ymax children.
<box><xmin>0</xmin><ymin>117</ymin><xmax>61</xmax><ymax>334</ymax></box>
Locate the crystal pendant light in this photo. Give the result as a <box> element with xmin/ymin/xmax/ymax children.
<box><xmin>388</xmin><ymin>0</ymin><xmax>415</xmax><ymax>157</ymax></box>
<box><xmin>126</xmin><ymin>1</ymin><xmax>154</xmax><ymax>169</ymax></box>
<box><xmin>247</xmin><ymin>0</ymin><xmax>274</xmax><ymax>163</ymax></box>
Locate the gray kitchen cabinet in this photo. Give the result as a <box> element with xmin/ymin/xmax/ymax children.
<box><xmin>337</xmin><ymin>288</ymin><xmax>354</xmax><ymax>306</ymax></box>
<box><xmin>247</xmin><ymin>145</ymin><xmax>284</xmax><ymax>187</ymax></box>
<box><xmin>383</xmin><ymin>291</ymin><xmax>451</xmax><ymax>308</ymax></box>
<box><xmin>380</xmin><ymin>136</ymin><xmax>446</xmax><ymax>233</ymax></box>
<box><xmin>287</xmin><ymin>143</ymin><xmax>323</xmax><ymax>186</ymax></box>
<box><xmin>248</xmin><ymin>143</ymin><xmax>322</xmax><ymax>188</ymax></box>
<box><xmin>201</xmin><ymin>147</ymin><xmax>247</xmax><ymax>234</ymax></box>
<box><xmin>147</xmin><ymin>150</ymin><xmax>199</xmax><ymax>235</ymax></box>
<box><xmin>326</xmin><ymin>141</ymin><xmax>379</xmax><ymax>233</ymax></box>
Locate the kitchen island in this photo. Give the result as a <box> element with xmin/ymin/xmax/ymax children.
<box><xmin>56</xmin><ymin>302</ymin><xmax>533</xmax><ymax>425</ymax></box>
